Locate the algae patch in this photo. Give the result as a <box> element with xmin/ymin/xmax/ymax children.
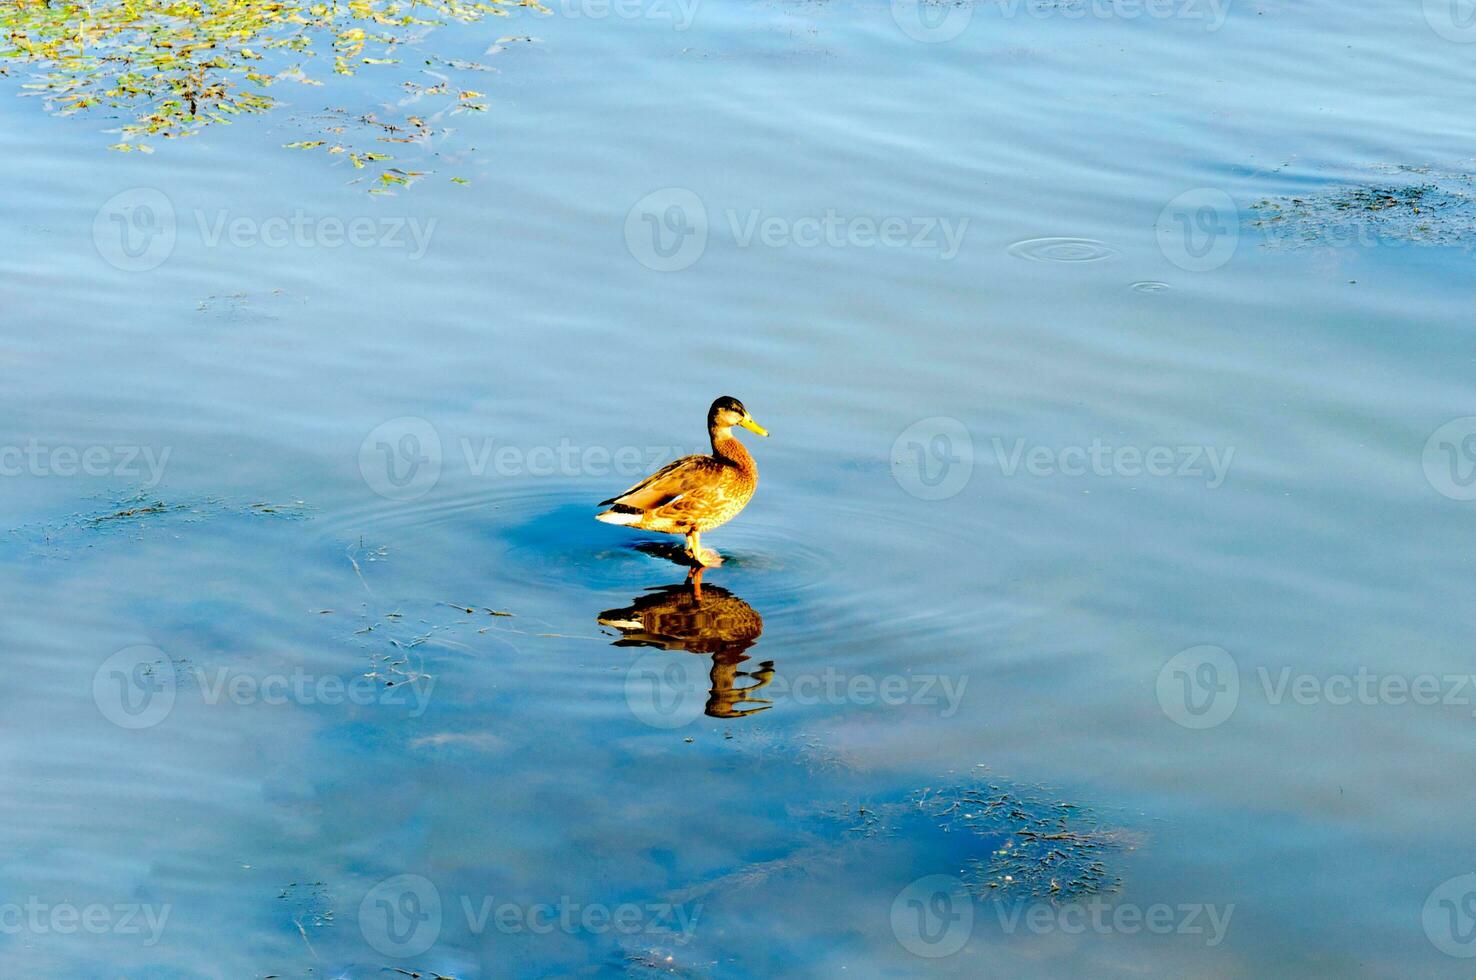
<box><xmin>0</xmin><ymin>0</ymin><xmax>545</xmax><ymax>189</ymax></box>
<box><xmin>916</xmin><ymin>783</ymin><xmax>1124</xmax><ymax>898</ymax></box>
<box><xmin>667</xmin><ymin>763</ymin><xmax>1128</xmax><ymax>908</ymax></box>
<box><xmin>7</xmin><ymin>491</ymin><xmax>310</xmax><ymax>557</ymax></box>
<box><xmin>1251</xmin><ymin>165</ymin><xmax>1476</xmax><ymax>250</ymax></box>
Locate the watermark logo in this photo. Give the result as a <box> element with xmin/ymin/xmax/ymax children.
<box><xmin>1424</xmin><ymin>0</ymin><xmax>1476</xmax><ymax>42</ymax></box>
<box><xmin>0</xmin><ymin>899</ymin><xmax>171</xmax><ymax>945</ymax></box>
<box><xmin>1425</xmin><ymin>873</ymin><xmax>1476</xmax><ymax>957</ymax></box>
<box><xmin>93</xmin><ymin>645</ymin><xmax>177</xmax><ymax>730</ymax></box>
<box><xmin>625</xmin><ymin>188</ymin><xmax>708</xmax><ymax>272</ymax></box>
<box><xmin>1157</xmin><ymin>645</ymin><xmax>1239</xmax><ymax>729</ymax></box>
<box><xmin>93</xmin><ymin>188</ymin><xmax>177</xmax><ymax>272</ymax></box>
<box><xmin>359</xmin><ymin>427</ymin><xmax>723</xmax><ymax>492</ymax></box>
<box><xmin>460</xmin><ymin>437</ymin><xmax>704</xmax><ymax>479</ymax></box>
<box><xmin>890</xmin><ymin>877</ymin><xmax>1234</xmax><ymax>958</ymax></box>
<box><xmin>199</xmin><ymin>663</ymin><xmax>434</xmax><ymax>716</ymax></box>
<box><xmin>1258</xmin><ymin>667</ymin><xmax>1476</xmax><ymax>713</ymax></box>
<box><xmin>360</xmin><ymin>874</ymin><xmax>443</xmax><ymax>957</ymax></box>
<box><xmin>892</xmin><ymin>0</ymin><xmax>1232</xmax><ymax>38</ymax></box>
<box><xmin>1423</xmin><ymin>417</ymin><xmax>1476</xmax><ymax>501</ymax></box>
<box><xmin>1004</xmin><ymin>0</ymin><xmax>1232</xmax><ymax>28</ymax></box>
<box><xmin>891</xmin><ymin>875</ymin><xmax>973</xmax><ymax>957</ymax></box>
<box><xmin>360</xmin><ymin>417</ymin><xmax>443</xmax><ymax>501</ymax></box>
<box><xmin>0</xmin><ymin>441</ymin><xmax>170</xmax><ymax>487</ymax></box>
<box><xmin>885</xmin><ymin>879</ymin><xmax>1233</xmax><ymax>956</ymax></box>
<box><xmin>727</xmin><ymin>209</ymin><xmax>968</xmax><ymax>258</ymax></box>
<box><xmin>93</xmin><ymin>189</ymin><xmax>437</xmax><ymax>270</ymax></box>
<box><xmin>890</xmin><ymin>0</ymin><xmax>974</xmax><ymax>42</ymax></box>
<box><xmin>546</xmin><ymin>0</ymin><xmax>700</xmax><ymax>29</ymax></box>
<box><xmin>195</xmin><ymin>210</ymin><xmax>435</xmax><ymax>259</ymax></box>
<box><xmin>93</xmin><ymin>648</ymin><xmax>436</xmax><ymax>728</ymax></box>
<box><xmin>624</xmin><ymin>664</ymin><xmax>968</xmax><ymax>727</ymax></box>
<box><xmin>991</xmin><ymin>897</ymin><xmax>1233</xmax><ymax>944</ymax></box>
<box><xmin>991</xmin><ymin>437</ymin><xmax>1233</xmax><ymax>487</ymax></box>
<box><xmin>358</xmin><ymin>877</ymin><xmax>702</xmax><ymax>950</ymax></box>
<box><xmin>625</xmin><ymin>652</ymin><xmax>707</xmax><ymax>729</ymax></box>
<box><xmin>1156</xmin><ymin>188</ymin><xmax>1239</xmax><ymax>272</ymax></box>
<box><xmin>892</xmin><ymin>417</ymin><xmax>974</xmax><ymax>500</ymax></box>
<box><xmin>1161</xmin><ymin>655</ymin><xmax>1476</xmax><ymax>725</ymax></box>
<box><xmin>624</xmin><ymin>190</ymin><xmax>967</xmax><ymax>269</ymax></box>
<box><xmin>461</xmin><ymin>895</ymin><xmax>701</xmax><ymax>939</ymax></box>
<box><xmin>773</xmin><ymin>670</ymin><xmax>967</xmax><ymax>715</ymax></box>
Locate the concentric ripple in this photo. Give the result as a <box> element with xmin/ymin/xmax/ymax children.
<box><xmin>1007</xmin><ymin>236</ymin><xmax>1117</xmax><ymax>262</ymax></box>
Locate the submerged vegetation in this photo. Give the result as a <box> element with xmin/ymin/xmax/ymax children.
<box><xmin>0</xmin><ymin>0</ymin><xmax>544</xmax><ymax>188</ymax></box>
<box><xmin>667</xmin><ymin>771</ymin><xmax>1127</xmax><ymax>908</ymax></box>
<box><xmin>916</xmin><ymin>783</ymin><xmax>1124</xmax><ymax>898</ymax></box>
<box><xmin>5</xmin><ymin>490</ymin><xmax>309</xmax><ymax>557</ymax></box>
<box><xmin>1251</xmin><ymin>166</ymin><xmax>1476</xmax><ymax>250</ymax></box>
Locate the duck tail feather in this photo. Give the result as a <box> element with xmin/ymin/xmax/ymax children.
<box><xmin>596</xmin><ymin>506</ymin><xmax>642</xmax><ymax>526</ymax></box>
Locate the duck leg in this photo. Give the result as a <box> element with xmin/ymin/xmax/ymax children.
<box><xmin>685</xmin><ymin>530</ymin><xmax>722</xmax><ymax>568</ymax></box>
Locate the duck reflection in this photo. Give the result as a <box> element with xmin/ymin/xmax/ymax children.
<box><xmin>598</xmin><ymin>568</ymin><xmax>774</xmax><ymax>719</ymax></box>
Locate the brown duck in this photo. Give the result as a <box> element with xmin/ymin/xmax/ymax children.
<box><xmin>595</xmin><ymin>396</ymin><xmax>767</xmax><ymax>567</ymax></box>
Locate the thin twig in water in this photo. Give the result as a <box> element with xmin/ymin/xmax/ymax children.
<box><xmin>346</xmin><ymin>540</ymin><xmax>375</xmax><ymax>598</ymax></box>
<box><xmin>292</xmin><ymin>917</ymin><xmax>318</xmax><ymax>960</ymax></box>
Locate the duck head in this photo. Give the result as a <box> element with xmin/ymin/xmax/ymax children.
<box><xmin>708</xmin><ymin>395</ymin><xmax>768</xmax><ymax>438</ymax></box>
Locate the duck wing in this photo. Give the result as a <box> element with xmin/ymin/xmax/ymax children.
<box><xmin>598</xmin><ymin>455</ymin><xmax>720</xmax><ymax>510</ymax></box>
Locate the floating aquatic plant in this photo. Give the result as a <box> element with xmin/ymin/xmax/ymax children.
<box><xmin>914</xmin><ymin>782</ymin><xmax>1126</xmax><ymax>900</ymax></box>
<box><xmin>5</xmin><ymin>490</ymin><xmax>309</xmax><ymax>559</ymax></box>
<box><xmin>0</xmin><ymin>0</ymin><xmax>545</xmax><ymax>188</ymax></box>
<box><xmin>1250</xmin><ymin>165</ymin><xmax>1476</xmax><ymax>251</ymax></box>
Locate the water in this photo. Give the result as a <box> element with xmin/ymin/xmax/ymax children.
<box><xmin>3</xmin><ymin>0</ymin><xmax>1475</xmax><ymax>975</ymax></box>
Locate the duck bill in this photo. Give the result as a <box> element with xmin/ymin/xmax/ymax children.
<box><xmin>738</xmin><ymin>416</ymin><xmax>769</xmax><ymax>437</ymax></box>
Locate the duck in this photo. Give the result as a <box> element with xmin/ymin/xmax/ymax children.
<box><xmin>595</xmin><ymin>396</ymin><xmax>767</xmax><ymax>567</ymax></box>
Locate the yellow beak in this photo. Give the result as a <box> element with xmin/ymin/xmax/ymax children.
<box><xmin>738</xmin><ymin>416</ymin><xmax>769</xmax><ymax>437</ymax></box>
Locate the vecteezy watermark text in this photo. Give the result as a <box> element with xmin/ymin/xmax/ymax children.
<box><xmin>624</xmin><ymin>188</ymin><xmax>969</xmax><ymax>272</ymax></box>
<box><xmin>185</xmin><ymin>664</ymin><xmax>435</xmax><ymax>717</ymax></box>
<box><xmin>459</xmin><ymin>895</ymin><xmax>699</xmax><ymax>939</ymax></box>
<box><xmin>991</xmin><ymin>896</ymin><xmax>1233</xmax><ymax>945</ymax></box>
<box><xmin>358</xmin><ymin>414</ymin><xmax>712</xmax><ymax>501</ymax></box>
<box><xmin>93</xmin><ymin>187</ymin><xmax>437</xmax><ymax>271</ymax></box>
<box><xmin>625</xmin><ymin>656</ymin><xmax>968</xmax><ymax>729</ymax></box>
<box><xmin>544</xmin><ymin>0</ymin><xmax>700</xmax><ymax>29</ymax></box>
<box><xmin>92</xmin><ymin>645</ymin><xmax>435</xmax><ymax>729</ymax></box>
<box><xmin>0</xmin><ymin>441</ymin><xmax>170</xmax><ymax>487</ymax></box>
<box><xmin>194</xmin><ymin>209</ymin><xmax>435</xmax><ymax>258</ymax></box>
<box><xmin>1158</xmin><ymin>645</ymin><xmax>1476</xmax><ymax>730</ymax></box>
<box><xmin>726</xmin><ymin>209</ymin><xmax>968</xmax><ymax>258</ymax></box>
<box><xmin>889</xmin><ymin>875</ymin><xmax>1233</xmax><ymax>958</ymax></box>
<box><xmin>459</xmin><ymin>437</ymin><xmax>704</xmax><ymax>480</ymax></box>
<box><xmin>358</xmin><ymin>874</ymin><xmax>701</xmax><ymax>958</ymax></box>
<box><xmin>992</xmin><ymin>437</ymin><xmax>1234</xmax><ymax>488</ymax></box>
<box><xmin>0</xmin><ymin>899</ymin><xmax>171</xmax><ymax>946</ymax></box>
<box><xmin>890</xmin><ymin>0</ymin><xmax>1234</xmax><ymax>44</ymax></box>
<box><xmin>889</xmin><ymin>419</ymin><xmax>1234</xmax><ymax>500</ymax></box>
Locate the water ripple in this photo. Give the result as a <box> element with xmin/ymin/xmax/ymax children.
<box><xmin>1007</xmin><ymin>237</ymin><xmax>1117</xmax><ymax>263</ymax></box>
